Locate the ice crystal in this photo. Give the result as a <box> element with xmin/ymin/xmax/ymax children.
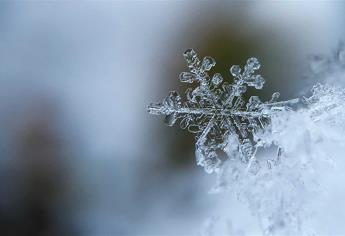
<box><xmin>147</xmin><ymin>49</ymin><xmax>300</xmax><ymax>173</ymax></box>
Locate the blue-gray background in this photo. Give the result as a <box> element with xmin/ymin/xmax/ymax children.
<box><xmin>0</xmin><ymin>1</ymin><xmax>344</xmax><ymax>235</ymax></box>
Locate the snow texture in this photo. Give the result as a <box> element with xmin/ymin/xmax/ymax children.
<box><xmin>148</xmin><ymin>48</ymin><xmax>345</xmax><ymax>235</ymax></box>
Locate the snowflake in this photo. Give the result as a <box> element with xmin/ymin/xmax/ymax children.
<box><xmin>147</xmin><ymin>49</ymin><xmax>300</xmax><ymax>173</ymax></box>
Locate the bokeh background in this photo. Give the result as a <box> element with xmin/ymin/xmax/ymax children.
<box><xmin>0</xmin><ymin>1</ymin><xmax>344</xmax><ymax>235</ymax></box>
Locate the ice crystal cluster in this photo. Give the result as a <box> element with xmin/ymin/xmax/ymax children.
<box><xmin>148</xmin><ymin>49</ymin><xmax>299</xmax><ymax>174</ymax></box>
<box><xmin>148</xmin><ymin>48</ymin><xmax>345</xmax><ymax>235</ymax></box>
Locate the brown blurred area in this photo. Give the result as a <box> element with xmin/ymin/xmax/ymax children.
<box><xmin>0</xmin><ymin>99</ymin><xmax>76</xmax><ymax>236</ymax></box>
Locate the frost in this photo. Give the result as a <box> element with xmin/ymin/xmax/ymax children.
<box><xmin>147</xmin><ymin>48</ymin><xmax>345</xmax><ymax>235</ymax></box>
<box><xmin>208</xmin><ymin>82</ymin><xmax>345</xmax><ymax>235</ymax></box>
<box><xmin>148</xmin><ymin>49</ymin><xmax>299</xmax><ymax>174</ymax></box>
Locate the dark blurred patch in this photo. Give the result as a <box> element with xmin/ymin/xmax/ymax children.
<box><xmin>0</xmin><ymin>99</ymin><xmax>77</xmax><ymax>236</ymax></box>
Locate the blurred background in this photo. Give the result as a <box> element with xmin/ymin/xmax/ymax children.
<box><xmin>0</xmin><ymin>1</ymin><xmax>344</xmax><ymax>235</ymax></box>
